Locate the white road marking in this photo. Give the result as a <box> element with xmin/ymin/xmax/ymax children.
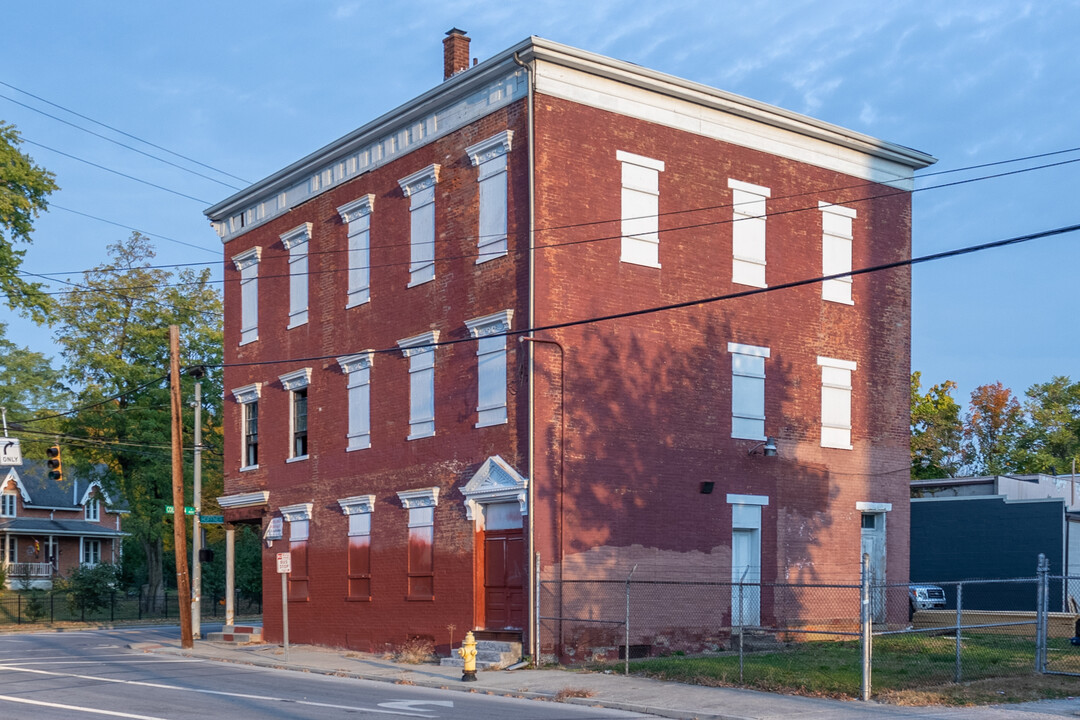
<box><xmin>5</xmin><ymin>660</ymin><xmax>203</xmax><ymax>666</ymax></box>
<box><xmin>380</xmin><ymin>700</ymin><xmax>455</xmax><ymax>711</ymax></box>
<box><xmin>0</xmin><ymin>694</ymin><xmax>169</xmax><ymax>719</ymax></box>
<box><xmin>0</xmin><ymin>665</ymin><xmax>434</xmax><ymax>717</ymax></box>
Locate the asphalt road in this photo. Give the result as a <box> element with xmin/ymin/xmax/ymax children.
<box><xmin>0</xmin><ymin>626</ymin><xmax>648</xmax><ymax>720</ymax></box>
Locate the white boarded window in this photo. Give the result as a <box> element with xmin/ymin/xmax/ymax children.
<box><xmin>337</xmin><ymin>195</ymin><xmax>375</xmax><ymax>308</ymax></box>
<box><xmin>281</xmin><ymin>223</ymin><xmax>312</xmax><ymax>328</ymax></box>
<box><xmin>338</xmin><ymin>352</ymin><xmax>374</xmax><ymax>450</ymax></box>
<box><xmin>232</xmin><ymin>247</ymin><xmax>261</xmax><ymax>345</ymax></box>
<box><xmin>820</xmin><ymin>203</ymin><xmax>857</xmax><ymax>305</ymax></box>
<box><xmin>466</xmin><ymin>131</ymin><xmax>513</xmax><ymax>264</ymax></box>
<box><xmin>398</xmin><ymin>331</ymin><xmax>440</xmax><ymax>440</ymax></box>
<box><xmin>399</xmin><ymin>165</ymin><xmax>440</xmax><ymax>287</ymax></box>
<box><xmin>617</xmin><ymin>150</ymin><xmax>664</xmax><ymax>268</ymax></box>
<box><xmin>464</xmin><ymin>310</ymin><xmax>513</xmax><ymax>428</ymax></box>
<box><xmin>728</xmin><ymin>343</ymin><xmax>770</xmax><ymax>440</ymax></box>
<box><xmin>818</xmin><ymin>356</ymin><xmax>856</xmax><ymax>449</ymax></box>
<box><xmin>729</xmin><ymin>179</ymin><xmax>770</xmax><ymax>288</ymax></box>
<box><xmin>339</xmin><ymin>495</ymin><xmax>374</xmax><ymax>600</ymax></box>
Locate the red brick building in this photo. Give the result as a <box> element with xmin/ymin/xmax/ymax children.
<box><xmin>205</xmin><ymin>31</ymin><xmax>934</xmax><ymax>658</ymax></box>
<box><xmin>1</xmin><ymin>461</ymin><xmax>125</xmax><ymax>588</ymax></box>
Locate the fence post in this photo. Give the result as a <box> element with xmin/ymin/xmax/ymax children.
<box><xmin>1036</xmin><ymin>554</ymin><xmax>1049</xmax><ymax>672</ymax></box>
<box><xmin>737</xmin><ymin>580</ymin><xmax>745</xmax><ymax>683</ymax></box>
<box><xmin>17</xmin><ymin>593</ymin><xmax>21</xmax><ymax>625</ymax></box>
<box><xmin>860</xmin><ymin>553</ymin><xmax>871</xmax><ymax>702</ymax></box>
<box><xmin>954</xmin><ymin>582</ymin><xmax>963</xmax><ymax>683</ymax></box>
<box><xmin>624</xmin><ymin>564</ymin><xmax>637</xmax><ymax>676</ymax></box>
<box><xmin>111</xmin><ymin>591</ymin><xmax>115</xmax><ymax>623</ymax></box>
<box><xmin>50</xmin><ymin>589</ymin><xmax>54</xmax><ymax>623</ymax></box>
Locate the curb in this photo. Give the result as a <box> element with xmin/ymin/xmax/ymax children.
<box><xmin>130</xmin><ymin>643</ymin><xmax>754</xmax><ymax>720</ymax></box>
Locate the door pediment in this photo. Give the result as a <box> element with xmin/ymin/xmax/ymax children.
<box><xmin>459</xmin><ymin>455</ymin><xmax>528</xmax><ymax>521</ymax></box>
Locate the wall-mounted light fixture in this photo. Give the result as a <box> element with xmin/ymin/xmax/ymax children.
<box><xmin>700</xmin><ymin>481</ymin><xmax>715</xmax><ymax>494</ymax></box>
<box><xmin>748</xmin><ymin>437</ymin><xmax>778</xmax><ymax>457</ymax></box>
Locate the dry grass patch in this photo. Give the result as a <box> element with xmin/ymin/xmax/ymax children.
<box><xmin>878</xmin><ymin>674</ymin><xmax>1079</xmax><ymax>706</ymax></box>
<box><xmin>391</xmin><ymin>636</ymin><xmax>436</xmax><ymax>664</ymax></box>
<box><xmin>554</xmin><ymin>687</ymin><xmax>596</xmax><ymax>701</ymax></box>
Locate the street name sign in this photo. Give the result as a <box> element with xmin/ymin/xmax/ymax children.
<box><xmin>201</xmin><ymin>515</ymin><xmax>224</xmax><ymax>524</ymax></box>
<box><xmin>165</xmin><ymin>505</ymin><xmax>196</xmax><ymax>515</ymax></box>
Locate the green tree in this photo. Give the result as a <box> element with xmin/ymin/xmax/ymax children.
<box><xmin>60</xmin><ymin>562</ymin><xmax>119</xmax><ymax>618</ymax></box>
<box><xmin>0</xmin><ymin>122</ymin><xmax>59</xmax><ymax>320</ymax></box>
<box><xmin>910</xmin><ymin>371</ymin><xmax>963</xmax><ymax>479</ymax></box>
<box><xmin>962</xmin><ymin>382</ymin><xmax>1027</xmax><ymax>475</ymax></box>
<box><xmin>1019</xmin><ymin>376</ymin><xmax>1080</xmax><ymax>475</ymax></box>
<box><xmin>0</xmin><ymin>321</ymin><xmax>71</xmax><ymax>454</ymax></box>
<box><xmin>52</xmin><ymin>232</ymin><xmax>222</xmax><ymax>610</ymax></box>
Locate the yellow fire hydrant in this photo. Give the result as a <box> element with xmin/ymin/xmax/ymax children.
<box><xmin>458</xmin><ymin>630</ymin><xmax>478</xmax><ymax>681</ymax></box>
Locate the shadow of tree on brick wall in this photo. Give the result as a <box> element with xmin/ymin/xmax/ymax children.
<box><xmin>527</xmin><ymin>306</ymin><xmax>858</xmax><ymax>658</ymax></box>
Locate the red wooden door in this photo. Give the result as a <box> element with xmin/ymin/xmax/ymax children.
<box><xmin>484</xmin><ymin>529</ymin><xmax>524</xmax><ymax>629</ymax></box>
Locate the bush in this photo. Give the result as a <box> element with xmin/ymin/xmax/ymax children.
<box><xmin>58</xmin><ymin>563</ymin><xmax>119</xmax><ymax>618</ymax></box>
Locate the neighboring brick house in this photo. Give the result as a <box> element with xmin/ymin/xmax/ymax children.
<box><xmin>1</xmin><ymin>460</ymin><xmax>126</xmax><ymax>589</ymax></box>
<box><xmin>205</xmin><ymin>30</ymin><xmax>934</xmax><ymax>657</ymax></box>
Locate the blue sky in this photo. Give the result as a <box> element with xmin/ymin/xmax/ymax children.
<box><xmin>2</xmin><ymin>1</ymin><xmax>1077</xmax><ymax>408</ymax></box>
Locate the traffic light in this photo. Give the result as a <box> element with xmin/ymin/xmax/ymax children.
<box><xmin>46</xmin><ymin>445</ymin><xmax>62</xmax><ymax>482</ymax></box>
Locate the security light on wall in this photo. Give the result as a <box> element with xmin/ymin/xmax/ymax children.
<box><xmin>748</xmin><ymin>437</ymin><xmax>778</xmax><ymax>457</ymax></box>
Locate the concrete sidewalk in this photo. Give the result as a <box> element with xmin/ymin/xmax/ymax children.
<box><xmin>131</xmin><ymin>638</ymin><xmax>1080</xmax><ymax>720</ymax></box>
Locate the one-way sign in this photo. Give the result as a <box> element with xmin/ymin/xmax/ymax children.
<box><xmin>1</xmin><ymin>438</ymin><xmax>22</xmax><ymax>466</ymax></box>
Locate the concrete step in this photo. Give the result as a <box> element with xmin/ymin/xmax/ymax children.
<box><xmin>206</xmin><ymin>625</ymin><xmax>263</xmax><ymax>644</ymax></box>
<box><xmin>440</xmin><ymin>640</ymin><xmax>522</xmax><ymax>670</ymax></box>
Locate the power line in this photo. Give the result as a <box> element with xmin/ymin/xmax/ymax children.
<box><xmin>26</xmin><ymin>150</ymin><xmax>1080</xmax><ymax>294</ymax></box>
<box><xmin>16</xmin><ymin>145</ymin><xmax>1080</xmax><ymax>283</ymax></box>
<box><xmin>0</xmin><ymin>91</ymin><xmax>242</xmax><ymax>190</ymax></box>
<box><xmin>210</xmin><ymin>220</ymin><xmax>1080</xmax><ymax>370</ymax></box>
<box><xmin>20</xmin><ymin>137</ymin><xmax>213</xmax><ymax>204</ymax></box>
<box><xmin>0</xmin><ymin>78</ymin><xmax>250</xmax><ymax>184</ymax></box>
<box><xmin>19</xmin><ymin>269</ymin><xmax>224</xmax><ymax>320</ymax></box>
<box><xmin>49</xmin><ymin>203</ymin><xmax>220</xmax><ymax>255</ymax></box>
<box><xmin>11</xmin><ymin>374</ymin><xmax>169</xmax><ymax>425</ymax></box>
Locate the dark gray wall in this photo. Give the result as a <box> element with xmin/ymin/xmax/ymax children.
<box><xmin>910</xmin><ymin>496</ymin><xmax>1064</xmax><ymax>611</ymax></box>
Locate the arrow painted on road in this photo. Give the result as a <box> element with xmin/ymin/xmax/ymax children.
<box><xmin>379</xmin><ymin>700</ymin><xmax>454</xmax><ymax>712</ymax></box>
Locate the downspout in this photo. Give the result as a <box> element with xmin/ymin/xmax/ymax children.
<box><xmin>512</xmin><ymin>50</ymin><xmax>537</xmax><ymax>665</ymax></box>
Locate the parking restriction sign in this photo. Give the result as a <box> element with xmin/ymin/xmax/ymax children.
<box><xmin>276</xmin><ymin>552</ymin><xmax>292</xmax><ymax>574</ymax></box>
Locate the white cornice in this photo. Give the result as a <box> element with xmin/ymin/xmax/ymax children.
<box><xmin>337</xmin><ymin>351</ymin><xmax>375</xmax><ymax>374</ymax></box>
<box><xmin>398</xmin><ymin>164</ymin><xmax>441</xmax><ymax>197</ymax></box>
<box><xmin>465</xmin><ymin>130</ymin><xmax>514</xmax><ymax>167</ymax></box>
<box><xmin>280</xmin><ymin>223</ymin><xmax>312</xmax><ymax>250</ymax></box>
<box><xmin>337</xmin><ymin>194</ymin><xmax>375</xmax><ymax>224</ymax></box>
<box><xmin>397</xmin><ymin>487</ymin><xmax>440</xmax><ymax>509</ymax></box>
<box><xmin>218</xmin><ymin>491</ymin><xmax>270</xmax><ymax>509</ymax></box>
<box><xmin>337</xmin><ymin>494</ymin><xmax>376</xmax><ymax>515</ymax></box>
<box><xmin>230</xmin><ymin>382</ymin><xmax>262</xmax><ymax>404</ymax></box>
<box><xmin>206</xmin><ymin>35</ymin><xmax>934</xmax><ymax>241</ymax></box>
<box><xmin>465</xmin><ymin>309</ymin><xmax>513</xmax><ymax>338</ymax></box>
<box><xmin>278</xmin><ymin>367</ymin><xmax>312</xmax><ymax>391</ymax></box>
<box><xmin>279</xmin><ymin>502</ymin><xmax>313</xmax><ymax>522</ymax></box>
<box><xmin>231</xmin><ymin>246</ymin><xmax>262</xmax><ymax>271</ymax></box>
<box><xmin>397</xmin><ymin>330</ymin><xmax>440</xmax><ymax>357</ymax></box>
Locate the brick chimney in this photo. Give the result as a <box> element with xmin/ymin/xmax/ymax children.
<box><xmin>443</xmin><ymin>28</ymin><xmax>471</xmax><ymax>80</ymax></box>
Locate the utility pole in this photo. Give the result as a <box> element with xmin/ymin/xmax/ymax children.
<box><xmin>169</xmin><ymin>326</ymin><xmax>193</xmax><ymax>649</ymax></box>
<box><xmin>190</xmin><ymin>366</ymin><xmax>205</xmax><ymax>640</ymax></box>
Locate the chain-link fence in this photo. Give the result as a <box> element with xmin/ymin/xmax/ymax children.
<box><xmin>0</xmin><ymin>589</ymin><xmax>262</xmax><ymax>626</ymax></box>
<box><xmin>538</xmin><ymin>555</ymin><xmax>1078</xmax><ymax>699</ymax></box>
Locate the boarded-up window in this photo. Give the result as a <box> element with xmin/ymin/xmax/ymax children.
<box><xmin>465</xmin><ymin>311</ymin><xmax>513</xmax><ymax>428</ymax></box>
<box><xmin>338</xmin><ymin>352</ymin><xmax>374</xmax><ymax>451</ymax></box>
<box><xmin>729</xmin><ymin>179</ymin><xmax>770</xmax><ymax>288</ymax></box>
<box><xmin>337</xmin><ymin>195</ymin><xmax>375</xmax><ymax>308</ymax></box>
<box><xmin>398</xmin><ymin>332</ymin><xmax>440</xmax><ymax>440</ymax></box>
<box><xmin>348</xmin><ymin>513</ymin><xmax>371</xmax><ymax>600</ymax></box>
<box><xmin>819</xmin><ymin>203</ymin><xmax>856</xmax><ymax>304</ymax></box>
<box><xmin>399</xmin><ymin>165</ymin><xmax>440</xmax><ymax>287</ymax></box>
<box><xmin>729</xmin><ymin>343</ymin><xmax>770</xmax><ymax>440</ymax></box>
<box><xmin>407</xmin><ymin>506</ymin><xmax>434</xmax><ymax>600</ymax></box>
<box><xmin>818</xmin><ymin>356</ymin><xmax>856</xmax><ymax>449</ymax></box>
<box><xmin>288</xmin><ymin>518</ymin><xmax>309</xmax><ymax>601</ymax></box>
<box><xmin>617</xmin><ymin>151</ymin><xmax>664</xmax><ymax>267</ymax></box>
<box><xmin>232</xmin><ymin>247</ymin><xmax>261</xmax><ymax>345</ymax></box>
<box><xmin>281</xmin><ymin>223</ymin><xmax>311</xmax><ymax>328</ymax></box>
<box><xmin>466</xmin><ymin>131</ymin><xmax>514</xmax><ymax>264</ymax></box>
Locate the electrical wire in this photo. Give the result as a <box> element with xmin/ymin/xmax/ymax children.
<box><xmin>209</xmin><ymin>219</ymin><xmax>1080</xmax><ymax>370</ymax></box>
<box><xmin>11</xmin><ymin>374</ymin><xmax>169</xmax><ymax>424</ymax></box>
<box><xmin>48</xmin><ymin>204</ymin><xmax>221</xmax><ymax>255</ymax></box>
<box><xmin>0</xmin><ymin>78</ymin><xmax>250</xmax><ymax>184</ymax></box>
<box><xmin>0</xmin><ymin>92</ymin><xmax>242</xmax><ymax>190</ymax></box>
<box><xmin>20</xmin><ymin>137</ymin><xmax>213</xmax><ymax>204</ymax></box>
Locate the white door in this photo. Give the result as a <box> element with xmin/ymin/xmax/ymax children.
<box><xmin>860</xmin><ymin>513</ymin><xmax>886</xmax><ymax>623</ymax></box>
<box><xmin>732</xmin><ymin>528</ymin><xmax>761</xmax><ymax>626</ymax></box>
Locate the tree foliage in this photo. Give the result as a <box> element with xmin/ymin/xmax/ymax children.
<box><xmin>0</xmin><ymin>321</ymin><xmax>70</xmax><ymax>455</ymax></box>
<box><xmin>59</xmin><ymin>562</ymin><xmax>119</xmax><ymax>618</ymax></box>
<box><xmin>0</xmin><ymin>122</ymin><xmax>59</xmax><ymax>320</ymax></box>
<box><xmin>910</xmin><ymin>371</ymin><xmax>962</xmax><ymax>479</ymax></box>
<box><xmin>1019</xmin><ymin>376</ymin><xmax>1080</xmax><ymax>475</ymax></box>
<box><xmin>961</xmin><ymin>382</ymin><xmax>1026</xmax><ymax>475</ymax></box>
<box><xmin>52</xmin><ymin>232</ymin><xmax>223</xmax><ymax>608</ymax></box>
